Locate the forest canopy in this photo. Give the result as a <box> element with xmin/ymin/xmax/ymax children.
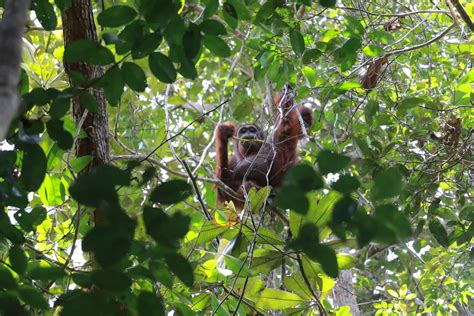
<box><xmin>0</xmin><ymin>0</ymin><xmax>473</xmax><ymax>315</ymax></box>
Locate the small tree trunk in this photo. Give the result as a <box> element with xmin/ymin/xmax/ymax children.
<box><xmin>62</xmin><ymin>0</ymin><xmax>110</xmax><ymax>170</ymax></box>
<box><xmin>62</xmin><ymin>0</ymin><xmax>110</xmax><ymax>225</ymax></box>
<box><xmin>332</xmin><ymin>268</ymin><xmax>360</xmax><ymax>316</ymax></box>
<box><xmin>0</xmin><ymin>0</ymin><xmax>30</xmax><ymax>140</ymax></box>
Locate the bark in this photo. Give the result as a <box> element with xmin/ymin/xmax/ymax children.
<box><xmin>332</xmin><ymin>268</ymin><xmax>360</xmax><ymax>315</ymax></box>
<box><xmin>0</xmin><ymin>0</ymin><xmax>31</xmax><ymax>140</ymax></box>
<box><xmin>62</xmin><ymin>0</ymin><xmax>110</xmax><ymax>169</ymax></box>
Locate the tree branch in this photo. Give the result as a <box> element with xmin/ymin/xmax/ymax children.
<box><xmin>0</xmin><ymin>0</ymin><xmax>31</xmax><ymax>140</ymax></box>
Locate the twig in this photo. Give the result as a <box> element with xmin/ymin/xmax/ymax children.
<box><xmin>451</xmin><ymin>0</ymin><xmax>474</xmax><ymax>32</ymax></box>
<box><xmin>139</xmin><ymin>99</ymin><xmax>229</xmax><ymax>163</ymax></box>
<box><xmin>385</xmin><ymin>23</ymin><xmax>456</xmax><ymax>57</ymax></box>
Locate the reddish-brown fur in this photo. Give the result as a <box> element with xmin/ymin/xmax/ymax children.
<box><xmin>215</xmin><ymin>87</ymin><xmax>313</xmax><ymax>209</ymax></box>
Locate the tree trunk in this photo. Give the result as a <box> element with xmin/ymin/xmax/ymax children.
<box><xmin>332</xmin><ymin>268</ymin><xmax>360</xmax><ymax>316</ymax></box>
<box><xmin>0</xmin><ymin>0</ymin><xmax>30</xmax><ymax>140</ymax></box>
<box><xmin>62</xmin><ymin>0</ymin><xmax>110</xmax><ymax>170</ymax></box>
<box><xmin>62</xmin><ymin>0</ymin><xmax>110</xmax><ymax>225</ymax></box>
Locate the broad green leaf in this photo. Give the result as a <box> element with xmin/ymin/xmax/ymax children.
<box><xmin>344</xmin><ymin>16</ymin><xmax>364</xmax><ymax>39</ymax></box>
<box><xmin>370</xmin><ymin>167</ymin><xmax>404</xmax><ymax>201</ymax></box>
<box><xmin>131</xmin><ymin>31</ymin><xmax>163</xmax><ymax>59</ymax></box>
<box><xmin>64</xmin><ymin>39</ymin><xmax>115</xmax><ymax>65</ymax></box>
<box><xmin>137</xmin><ymin>292</ymin><xmax>165</xmax><ymax>316</ymax></box>
<box><xmin>429</xmin><ymin>219</ymin><xmax>449</xmax><ymax>248</ymax></box>
<box><xmin>34</xmin><ymin>0</ymin><xmax>57</xmax><ymax>31</ymax></box>
<box><xmin>149</xmin><ymin>52</ymin><xmax>177</xmax><ymax>83</ymax></box>
<box><xmin>183</xmin><ymin>25</ymin><xmax>202</xmax><ymax>59</ymax></box>
<box><xmin>150</xmin><ymin>180</ymin><xmax>193</xmax><ymax>204</ymax></box>
<box><xmin>0</xmin><ymin>267</ymin><xmax>17</xmax><ymax>290</ymax></box>
<box><xmin>70</xmin><ymin>156</ymin><xmax>93</xmax><ymax>173</ymax></box>
<box><xmin>100</xmin><ymin>66</ymin><xmax>124</xmax><ymax>106</ymax></box>
<box><xmin>46</xmin><ymin>119</ymin><xmax>73</xmax><ymax>150</ymax></box>
<box><xmin>319</xmin><ymin>0</ymin><xmax>336</xmax><ymax>8</ymax></box>
<box><xmin>336</xmin><ymin>253</ymin><xmax>356</xmax><ymax>270</ymax></box>
<box><xmin>363</xmin><ymin>45</ymin><xmax>385</xmax><ymax>57</ymax></box>
<box><xmin>251</xmin><ymin>288</ymin><xmax>304</xmax><ymax>310</ymax></box>
<box><xmin>9</xmin><ymin>246</ymin><xmax>27</xmax><ymax>275</ymax></box>
<box><xmin>165</xmin><ymin>253</ymin><xmax>194</xmax><ymax>287</ymax></box>
<box><xmin>282</xmin><ymin>164</ymin><xmax>323</xmax><ymax>192</ymax></box>
<box><xmin>317</xmin><ymin>150</ymin><xmax>351</xmax><ymax>175</ymax></box>
<box><xmin>18</xmin><ymin>286</ymin><xmax>49</xmax><ymax>309</ymax></box>
<box><xmin>224</xmin><ymin>255</ymin><xmax>252</xmax><ymax>277</ymax></box>
<box><xmin>302</xmin><ymin>48</ymin><xmax>322</xmax><ymax>64</ymax></box>
<box><xmin>97</xmin><ymin>5</ymin><xmax>137</xmax><ymax>27</ymax></box>
<box><xmin>199</xmin><ymin>19</ymin><xmax>227</xmax><ymax>35</ymax></box>
<box><xmin>290</xmin><ymin>30</ymin><xmax>305</xmax><ymax>56</ymax></box>
<box><xmin>54</xmin><ymin>0</ymin><xmax>72</xmax><ymax>10</ymax></box>
<box><xmin>91</xmin><ymin>269</ymin><xmax>132</xmax><ymax>292</ymax></box>
<box><xmin>21</xmin><ymin>143</ymin><xmax>47</xmax><ymax>191</ymax></box>
<box><xmin>143</xmin><ymin>206</ymin><xmax>190</xmax><ymax>247</ymax></box>
<box><xmin>203</xmin><ymin>0</ymin><xmax>219</xmax><ymax>19</ymax></box>
<box><xmin>77</xmin><ymin>90</ymin><xmax>99</xmax><ymax>113</ymax></box>
<box><xmin>331</xmin><ymin>175</ymin><xmax>360</xmax><ymax>194</ymax></box>
<box><xmin>202</xmin><ymin>35</ymin><xmax>231</xmax><ymax>57</ymax></box>
<box><xmin>27</xmin><ymin>266</ymin><xmax>65</xmax><ymax>282</ymax></box>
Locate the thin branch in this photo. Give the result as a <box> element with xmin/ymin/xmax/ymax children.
<box><xmin>451</xmin><ymin>0</ymin><xmax>474</xmax><ymax>32</ymax></box>
<box><xmin>139</xmin><ymin>99</ymin><xmax>229</xmax><ymax>163</ymax></box>
<box><xmin>385</xmin><ymin>23</ymin><xmax>456</xmax><ymax>57</ymax></box>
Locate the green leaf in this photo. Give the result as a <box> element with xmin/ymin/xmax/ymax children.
<box><xmin>100</xmin><ymin>66</ymin><xmax>124</xmax><ymax>106</ymax></box>
<box><xmin>224</xmin><ymin>255</ymin><xmax>252</xmax><ymax>277</ymax></box>
<box><xmin>336</xmin><ymin>253</ymin><xmax>357</xmax><ymax>270</ymax></box>
<box><xmin>69</xmin><ymin>165</ymin><xmax>130</xmax><ymax>207</ymax></box>
<box><xmin>369</xmin><ymin>31</ymin><xmax>395</xmax><ymax>44</ymax></box>
<box><xmin>77</xmin><ymin>90</ymin><xmax>99</xmax><ymax>113</ymax></box>
<box><xmin>70</xmin><ymin>156</ymin><xmax>93</xmax><ymax>173</ymax></box>
<box><xmin>344</xmin><ymin>16</ymin><xmax>364</xmax><ymax>39</ymax></box>
<box><xmin>28</xmin><ymin>266</ymin><xmax>65</xmax><ymax>282</ymax></box>
<box><xmin>91</xmin><ymin>269</ymin><xmax>132</xmax><ymax>292</ymax></box>
<box><xmin>302</xmin><ymin>48</ymin><xmax>322</xmax><ymax>64</ymax></box>
<box><xmin>331</xmin><ymin>175</ymin><xmax>360</xmax><ymax>194</ymax></box>
<box><xmin>150</xmin><ymin>180</ymin><xmax>193</xmax><ymax>204</ymax></box>
<box><xmin>363</xmin><ymin>45</ymin><xmax>385</xmax><ymax>57</ymax></box>
<box><xmin>131</xmin><ymin>31</ymin><xmax>163</xmax><ymax>59</ymax></box>
<box><xmin>255</xmin><ymin>0</ymin><xmax>276</xmax><ymax>22</ymax></box>
<box><xmin>34</xmin><ymin>0</ymin><xmax>57</xmax><ymax>31</ymax></box>
<box><xmin>370</xmin><ymin>167</ymin><xmax>404</xmax><ymax>201</ymax></box>
<box><xmin>276</xmin><ymin>189</ymin><xmax>308</xmax><ymax>214</ymax></box>
<box><xmin>143</xmin><ymin>207</ymin><xmax>190</xmax><ymax>247</ymax></box>
<box><xmin>199</xmin><ymin>19</ymin><xmax>227</xmax><ymax>35</ymax></box>
<box><xmin>64</xmin><ymin>39</ymin><xmax>115</xmax><ymax>65</ymax></box>
<box><xmin>149</xmin><ymin>52</ymin><xmax>177</xmax><ymax>83</ymax></box>
<box><xmin>137</xmin><ymin>292</ymin><xmax>165</xmax><ymax>316</ymax></box>
<box><xmin>183</xmin><ymin>25</ymin><xmax>202</xmax><ymax>59</ymax></box>
<box><xmin>0</xmin><ymin>267</ymin><xmax>17</xmax><ymax>290</ymax></box>
<box><xmin>54</xmin><ymin>0</ymin><xmax>72</xmax><ymax>11</ymax></box>
<box><xmin>397</xmin><ymin>97</ymin><xmax>425</xmax><ymax>114</ymax></box>
<box><xmin>334</xmin><ymin>38</ymin><xmax>361</xmax><ymax>71</ymax></box>
<box><xmin>18</xmin><ymin>286</ymin><xmax>49</xmax><ymax>309</ymax></box>
<box><xmin>46</xmin><ymin>119</ymin><xmax>73</xmax><ymax>150</ymax></box>
<box><xmin>165</xmin><ymin>253</ymin><xmax>194</xmax><ymax>287</ymax></box>
<box><xmin>252</xmin><ymin>288</ymin><xmax>303</xmax><ymax>310</ymax></box>
<box><xmin>203</xmin><ymin>0</ymin><xmax>219</xmax><ymax>19</ymax></box>
<box><xmin>317</xmin><ymin>150</ymin><xmax>351</xmax><ymax>175</ymax></box>
<box><xmin>319</xmin><ymin>0</ymin><xmax>336</xmax><ymax>8</ymax></box>
<box><xmin>9</xmin><ymin>246</ymin><xmax>27</xmax><ymax>275</ymax></box>
<box><xmin>120</xmin><ymin>63</ymin><xmax>147</xmax><ymax>92</ymax></box>
<box><xmin>97</xmin><ymin>5</ymin><xmax>137</xmax><ymax>27</ymax></box>
<box><xmin>282</xmin><ymin>164</ymin><xmax>324</xmax><ymax>192</ymax></box>
<box><xmin>21</xmin><ymin>143</ymin><xmax>47</xmax><ymax>191</ymax></box>
<box><xmin>50</xmin><ymin>95</ymin><xmax>71</xmax><ymax>119</ymax></box>
<box><xmin>227</xmin><ymin>0</ymin><xmax>251</xmax><ymax>20</ymax></box>
<box><xmin>364</xmin><ymin>99</ymin><xmax>379</xmax><ymax>124</ymax></box>
<box><xmin>202</xmin><ymin>35</ymin><xmax>231</xmax><ymax>57</ymax></box>
<box><xmin>290</xmin><ymin>30</ymin><xmax>305</xmax><ymax>56</ymax></box>
<box><xmin>429</xmin><ymin>219</ymin><xmax>449</xmax><ymax>248</ymax></box>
